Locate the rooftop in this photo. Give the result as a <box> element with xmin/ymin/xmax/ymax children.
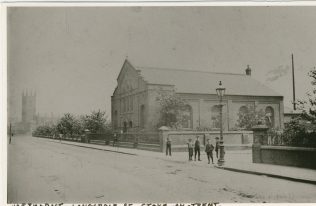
<box><xmin>135</xmin><ymin>66</ymin><xmax>282</xmax><ymax>97</ymax></box>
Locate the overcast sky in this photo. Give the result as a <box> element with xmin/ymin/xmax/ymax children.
<box><xmin>7</xmin><ymin>6</ymin><xmax>316</xmax><ymax>121</ymax></box>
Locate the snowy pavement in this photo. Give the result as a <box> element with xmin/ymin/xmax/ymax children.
<box><xmin>7</xmin><ymin>135</ymin><xmax>316</xmax><ymax>203</ymax></box>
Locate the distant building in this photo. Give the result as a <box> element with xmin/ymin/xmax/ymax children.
<box><xmin>111</xmin><ymin>59</ymin><xmax>284</xmax><ymax>132</ymax></box>
<box><xmin>12</xmin><ymin>91</ymin><xmax>37</xmax><ymax>134</ymax></box>
<box><xmin>22</xmin><ymin>91</ymin><xmax>36</xmax><ymax>124</ymax></box>
<box><xmin>36</xmin><ymin>113</ymin><xmax>60</xmax><ymax>126</ymax></box>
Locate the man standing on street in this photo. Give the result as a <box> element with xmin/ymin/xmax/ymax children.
<box><xmin>205</xmin><ymin>139</ymin><xmax>214</xmax><ymax>164</ymax></box>
<box><xmin>194</xmin><ymin>136</ymin><xmax>201</xmax><ymax>161</ymax></box>
<box><xmin>113</xmin><ymin>133</ymin><xmax>118</xmax><ymax>146</ymax></box>
<box><xmin>187</xmin><ymin>138</ymin><xmax>194</xmax><ymax>161</ymax></box>
<box><xmin>166</xmin><ymin>137</ymin><xmax>172</xmax><ymax>156</ymax></box>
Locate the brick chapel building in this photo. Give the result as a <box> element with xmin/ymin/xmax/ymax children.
<box><xmin>111</xmin><ymin>59</ymin><xmax>284</xmax><ymax>133</ymax></box>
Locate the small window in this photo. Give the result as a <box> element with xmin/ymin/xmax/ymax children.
<box><xmin>181</xmin><ymin>105</ymin><xmax>193</xmax><ymax>129</ymax></box>
<box><xmin>123</xmin><ymin>121</ymin><xmax>127</xmax><ymax>133</ymax></box>
<box><xmin>140</xmin><ymin>105</ymin><xmax>145</xmax><ymax>128</ymax></box>
<box><xmin>265</xmin><ymin>106</ymin><xmax>275</xmax><ymax>128</ymax></box>
<box><xmin>114</xmin><ymin>111</ymin><xmax>118</xmax><ymax>129</ymax></box>
<box><xmin>211</xmin><ymin>105</ymin><xmax>221</xmax><ymax>129</ymax></box>
<box><xmin>130</xmin><ymin>96</ymin><xmax>133</xmax><ymax>111</ymax></box>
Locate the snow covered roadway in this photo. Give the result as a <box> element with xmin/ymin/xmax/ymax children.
<box><xmin>7</xmin><ymin>135</ymin><xmax>316</xmax><ymax>203</ymax></box>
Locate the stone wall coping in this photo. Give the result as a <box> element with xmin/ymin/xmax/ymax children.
<box><xmin>252</xmin><ymin>125</ymin><xmax>269</xmax><ymax>131</ymax></box>
<box><xmin>169</xmin><ymin>144</ymin><xmax>252</xmax><ymax>148</ymax></box>
<box><xmin>164</xmin><ymin>130</ymin><xmax>253</xmax><ymax>135</ymax></box>
<box><xmin>261</xmin><ymin>145</ymin><xmax>316</xmax><ymax>152</ymax></box>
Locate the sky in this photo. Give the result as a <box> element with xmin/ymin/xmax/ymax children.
<box><xmin>7</xmin><ymin>6</ymin><xmax>316</xmax><ymax>121</ymax></box>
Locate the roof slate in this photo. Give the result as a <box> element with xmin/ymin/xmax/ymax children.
<box><xmin>136</xmin><ymin>66</ymin><xmax>282</xmax><ymax>97</ymax></box>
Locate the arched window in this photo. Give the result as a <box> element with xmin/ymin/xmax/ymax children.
<box><xmin>130</xmin><ymin>96</ymin><xmax>133</xmax><ymax>111</ymax></box>
<box><xmin>114</xmin><ymin>110</ymin><xmax>118</xmax><ymax>129</ymax></box>
<box><xmin>123</xmin><ymin>121</ymin><xmax>127</xmax><ymax>133</ymax></box>
<box><xmin>126</xmin><ymin>97</ymin><xmax>129</xmax><ymax>112</ymax></box>
<box><xmin>239</xmin><ymin>106</ymin><xmax>248</xmax><ymax>114</ymax></box>
<box><xmin>265</xmin><ymin>106</ymin><xmax>275</xmax><ymax>128</ymax></box>
<box><xmin>211</xmin><ymin>105</ymin><xmax>221</xmax><ymax>129</ymax></box>
<box><xmin>236</xmin><ymin>106</ymin><xmax>249</xmax><ymax>130</ymax></box>
<box><xmin>181</xmin><ymin>105</ymin><xmax>193</xmax><ymax>129</ymax></box>
<box><xmin>123</xmin><ymin>98</ymin><xmax>126</xmax><ymax>113</ymax></box>
<box><xmin>140</xmin><ymin>105</ymin><xmax>145</xmax><ymax>128</ymax></box>
<box><xmin>129</xmin><ymin>121</ymin><xmax>133</xmax><ymax>128</ymax></box>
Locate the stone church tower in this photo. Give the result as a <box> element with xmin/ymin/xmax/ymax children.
<box><xmin>22</xmin><ymin>91</ymin><xmax>36</xmax><ymax>124</ymax></box>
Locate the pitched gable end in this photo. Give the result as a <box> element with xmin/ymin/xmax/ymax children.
<box><xmin>117</xmin><ymin>59</ymin><xmax>137</xmax><ymax>82</ymax></box>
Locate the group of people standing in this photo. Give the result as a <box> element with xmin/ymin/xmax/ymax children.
<box><xmin>165</xmin><ymin>136</ymin><xmax>220</xmax><ymax>164</ymax></box>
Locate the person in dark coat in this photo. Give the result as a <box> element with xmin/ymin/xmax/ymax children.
<box><xmin>113</xmin><ymin>133</ymin><xmax>118</xmax><ymax>146</ymax></box>
<box><xmin>215</xmin><ymin>137</ymin><xmax>220</xmax><ymax>159</ymax></box>
<box><xmin>205</xmin><ymin>139</ymin><xmax>214</xmax><ymax>164</ymax></box>
<box><xmin>187</xmin><ymin>138</ymin><xmax>194</xmax><ymax>161</ymax></box>
<box><xmin>194</xmin><ymin>136</ymin><xmax>201</xmax><ymax>161</ymax></box>
<box><xmin>166</xmin><ymin>137</ymin><xmax>171</xmax><ymax>156</ymax></box>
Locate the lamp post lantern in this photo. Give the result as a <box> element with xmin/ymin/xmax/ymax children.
<box><xmin>216</xmin><ymin>81</ymin><xmax>226</xmax><ymax>166</ymax></box>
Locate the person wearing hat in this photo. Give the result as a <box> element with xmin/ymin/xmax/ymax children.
<box><xmin>215</xmin><ymin>137</ymin><xmax>220</xmax><ymax>159</ymax></box>
<box><xmin>194</xmin><ymin>136</ymin><xmax>201</xmax><ymax>161</ymax></box>
<box><xmin>187</xmin><ymin>138</ymin><xmax>194</xmax><ymax>161</ymax></box>
<box><xmin>205</xmin><ymin>139</ymin><xmax>215</xmax><ymax>164</ymax></box>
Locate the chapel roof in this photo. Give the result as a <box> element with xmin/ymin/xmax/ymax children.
<box><xmin>135</xmin><ymin>65</ymin><xmax>282</xmax><ymax>97</ymax></box>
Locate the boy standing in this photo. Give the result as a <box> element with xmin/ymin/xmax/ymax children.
<box><xmin>205</xmin><ymin>139</ymin><xmax>215</xmax><ymax>164</ymax></box>
<box><xmin>194</xmin><ymin>136</ymin><xmax>201</xmax><ymax>161</ymax></box>
<box><xmin>187</xmin><ymin>138</ymin><xmax>194</xmax><ymax>161</ymax></box>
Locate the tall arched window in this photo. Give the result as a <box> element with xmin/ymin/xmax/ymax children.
<box><xmin>123</xmin><ymin>98</ymin><xmax>126</xmax><ymax>113</ymax></box>
<box><xmin>123</xmin><ymin>121</ymin><xmax>127</xmax><ymax>133</ymax></box>
<box><xmin>265</xmin><ymin>106</ymin><xmax>275</xmax><ymax>128</ymax></box>
<box><xmin>239</xmin><ymin>106</ymin><xmax>248</xmax><ymax>114</ymax></box>
<box><xmin>181</xmin><ymin>105</ymin><xmax>193</xmax><ymax>129</ymax></box>
<box><xmin>114</xmin><ymin>110</ymin><xmax>118</xmax><ymax>129</ymax></box>
<box><xmin>130</xmin><ymin>96</ymin><xmax>133</xmax><ymax>111</ymax></box>
<box><xmin>126</xmin><ymin>97</ymin><xmax>130</xmax><ymax>112</ymax></box>
<box><xmin>140</xmin><ymin>105</ymin><xmax>145</xmax><ymax>128</ymax></box>
<box><xmin>211</xmin><ymin>105</ymin><xmax>221</xmax><ymax>129</ymax></box>
<box><xmin>236</xmin><ymin>106</ymin><xmax>249</xmax><ymax>130</ymax></box>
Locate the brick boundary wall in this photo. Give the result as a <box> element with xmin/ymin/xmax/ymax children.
<box><xmin>252</xmin><ymin>124</ymin><xmax>316</xmax><ymax>169</ymax></box>
<box><xmin>252</xmin><ymin>145</ymin><xmax>316</xmax><ymax>169</ymax></box>
<box><xmin>159</xmin><ymin>129</ymin><xmax>253</xmax><ymax>152</ymax></box>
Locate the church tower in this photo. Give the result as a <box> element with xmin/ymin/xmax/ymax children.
<box><xmin>22</xmin><ymin>90</ymin><xmax>36</xmax><ymax>124</ymax></box>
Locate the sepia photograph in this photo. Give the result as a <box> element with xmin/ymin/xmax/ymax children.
<box><xmin>5</xmin><ymin>5</ymin><xmax>316</xmax><ymax>204</ymax></box>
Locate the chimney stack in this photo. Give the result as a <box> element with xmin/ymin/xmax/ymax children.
<box><xmin>246</xmin><ymin>65</ymin><xmax>251</xmax><ymax>76</ymax></box>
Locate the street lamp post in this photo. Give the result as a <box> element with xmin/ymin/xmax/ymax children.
<box><xmin>216</xmin><ymin>81</ymin><xmax>226</xmax><ymax>166</ymax></box>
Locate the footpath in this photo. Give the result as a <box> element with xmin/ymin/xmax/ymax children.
<box><xmin>47</xmin><ymin>138</ymin><xmax>316</xmax><ymax>185</ymax></box>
